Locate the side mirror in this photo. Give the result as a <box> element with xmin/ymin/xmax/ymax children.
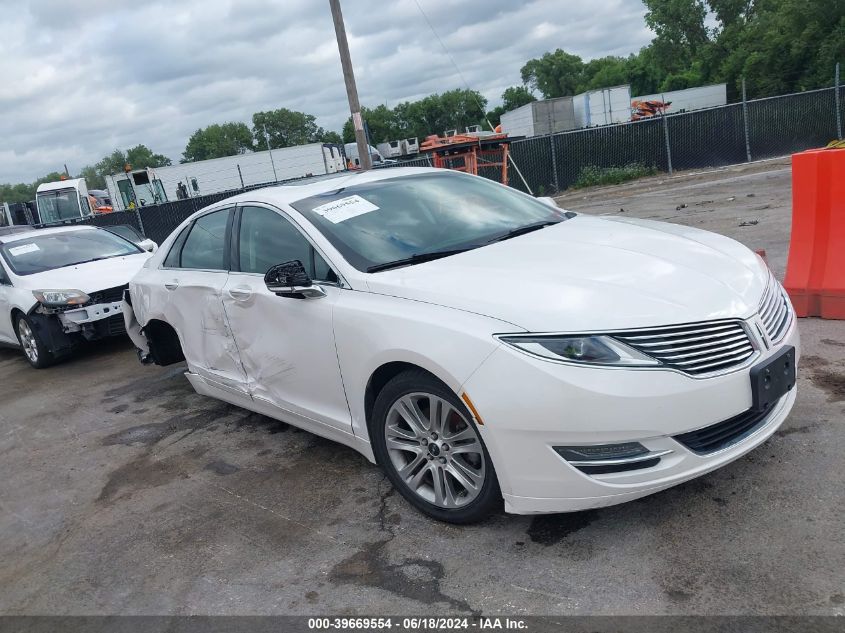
<box><xmin>538</xmin><ymin>196</ymin><xmax>559</xmax><ymax>209</ymax></box>
<box><xmin>264</xmin><ymin>260</ymin><xmax>326</xmax><ymax>299</ymax></box>
<box><xmin>139</xmin><ymin>239</ymin><xmax>158</xmax><ymax>253</ymax></box>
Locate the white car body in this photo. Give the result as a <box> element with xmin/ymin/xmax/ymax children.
<box><xmin>0</xmin><ymin>226</ymin><xmax>153</xmax><ymax>361</ymax></box>
<box><xmin>125</xmin><ymin>167</ymin><xmax>798</xmax><ymax>517</ymax></box>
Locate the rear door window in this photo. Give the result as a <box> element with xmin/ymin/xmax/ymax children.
<box><xmin>178</xmin><ymin>209</ymin><xmax>231</xmax><ymax>270</ymax></box>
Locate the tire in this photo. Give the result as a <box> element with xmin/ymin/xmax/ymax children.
<box><xmin>371</xmin><ymin>369</ymin><xmax>501</xmax><ymax>524</ymax></box>
<box><xmin>15</xmin><ymin>314</ymin><xmax>55</xmax><ymax>369</ymax></box>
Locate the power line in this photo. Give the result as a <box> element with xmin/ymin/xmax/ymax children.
<box><xmin>410</xmin><ymin>0</ymin><xmax>532</xmax><ymax>194</ymax></box>
<box><xmin>411</xmin><ymin>0</ymin><xmax>494</xmax><ymax>131</ymax></box>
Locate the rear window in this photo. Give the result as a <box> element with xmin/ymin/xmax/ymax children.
<box><xmin>0</xmin><ymin>230</ymin><xmax>142</xmax><ymax>276</ymax></box>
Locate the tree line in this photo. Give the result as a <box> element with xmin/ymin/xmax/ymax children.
<box><xmin>520</xmin><ymin>0</ymin><xmax>844</xmax><ymax>100</ymax></box>
<box><xmin>3</xmin><ymin>0</ymin><xmax>841</xmax><ymax>203</ymax></box>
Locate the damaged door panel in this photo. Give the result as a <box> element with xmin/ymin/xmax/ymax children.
<box><xmin>147</xmin><ymin>207</ymin><xmax>249</xmax><ymax>394</ymax></box>
<box><xmin>159</xmin><ymin>270</ymin><xmax>247</xmax><ymax>394</ymax></box>
<box><xmin>222</xmin><ymin>273</ymin><xmax>350</xmax><ymax>431</ymax></box>
<box><xmin>222</xmin><ymin>204</ymin><xmax>352</xmax><ymax>433</ymax></box>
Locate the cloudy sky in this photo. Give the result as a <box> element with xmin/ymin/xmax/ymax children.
<box><xmin>0</xmin><ymin>0</ymin><xmax>653</xmax><ymax>184</ymax></box>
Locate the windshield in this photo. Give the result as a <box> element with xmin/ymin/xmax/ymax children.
<box><xmin>0</xmin><ymin>230</ymin><xmax>142</xmax><ymax>276</ymax></box>
<box><xmin>291</xmin><ymin>171</ymin><xmax>567</xmax><ymax>271</ymax></box>
<box><xmin>36</xmin><ymin>188</ymin><xmax>83</xmax><ymax>223</ymax></box>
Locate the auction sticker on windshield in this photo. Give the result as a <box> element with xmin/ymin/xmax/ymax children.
<box><xmin>8</xmin><ymin>243</ymin><xmax>40</xmax><ymax>257</ymax></box>
<box><xmin>312</xmin><ymin>195</ymin><xmax>379</xmax><ymax>223</ymax></box>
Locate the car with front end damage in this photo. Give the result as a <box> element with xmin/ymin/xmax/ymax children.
<box><xmin>0</xmin><ymin>225</ymin><xmax>154</xmax><ymax>368</ymax></box>
<box><xmin>124</xmin><ymin>167</ymin><xmax>798</xmax><ymax>523</ymax></box>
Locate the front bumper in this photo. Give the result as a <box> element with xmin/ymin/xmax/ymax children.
<box><xmin>462</xmin><ymin>319</ymin><xmax>800</xmax><ymax>514</ymax></box>
<box><xmin>58</xmin><ymin>300</ymin><xmax>125</xmax><ymax>332</ymax></box>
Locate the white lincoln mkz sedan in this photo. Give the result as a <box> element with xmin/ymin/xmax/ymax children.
<box><xmin>124</xmin><ymin>167</ymin><xmax>798</xmax><ymax>523</ymax></box>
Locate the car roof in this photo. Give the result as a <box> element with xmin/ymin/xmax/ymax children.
<box><xmin>0</xmin><ymin>224</ymin><xmax>96</xmax><ymax>244</ymax></box>
<box><xmin>217</xmin><ymin>166</ymin><xmax>442</xmax><ymax>208</ymax></box>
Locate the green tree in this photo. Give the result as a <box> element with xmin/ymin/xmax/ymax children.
<box><xmin>520</xmin><ymin>50</ymin><xmax>585</xmax><ymax>98</ymax></box>
<box><xmin>403</xmin><ymin>89</ymin><xmax>488</xmax><ymax>138</ymax></box>
<box><xmin>93</xmin><ymin>145</ymin><xmax>172</xmax><ymax>178</ymax></box>
<box><xmin>252</xmin><ymin>108</ymin><xmax>332</xmax><ymax>149</ymax></box>
<box><xmin>344</xmin><ymin>90</ymin><xmax>487</xmax><ymax>143</ymax></box>
<box><xmin>182</xmin><ymin>123</ymin><xmax>254</xmax><ymax>163</ymax></box>
<box><xmin>0</xmin><ymin>172</ymin><xmax>68</xmax><ymax>205</ymax></box>
<box><xmin>581</xmin><ymin>56</ymin><xmax>633</xmax><ymax>91</ymax></box>
<box><xmin>643</xmin><ymin>0</ymin><xmax>710</xmax><ymax>74</ymax></box>
<box><xmin>321</xmin><ymin>130</ymin><xmax>343</xmax><ymax>145</ymax></box>
<box><xmin>502</xmin><ymin>86</ymin><xmax>536</xmax><ymax>110</ymax></box>
<box><xmin>78</xmin><ymin>165</ymin><xmax>105</xmax><ymax>190</ymax></box>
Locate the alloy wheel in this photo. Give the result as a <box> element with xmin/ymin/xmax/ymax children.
<box><xmin>384</xmin><ymin>392</ymin><xmax>486</xmax><ymax>508</ymax></box>
<box><xmin>17</xmin><ymin>319</ymin><xmax>38</xmax><ymax>364</ymax></box>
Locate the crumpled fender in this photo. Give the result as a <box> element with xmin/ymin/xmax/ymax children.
<box><xmin>122</xmin><ymin>295</ymin><xmax>150</xmax><ymax>360</ymax></box>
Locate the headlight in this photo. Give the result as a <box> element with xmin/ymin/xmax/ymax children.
<box><xmin>498</xmin><ymin>334</ymin><xmax>660</xmax><ymax>367</ymax></box>
<box><xmin>32</xmin><ymin>289</ymin><xmax>90</xmax><ymax>307</ymax></box>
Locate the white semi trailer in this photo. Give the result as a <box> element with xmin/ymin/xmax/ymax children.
<box><xmin>500</xmin><ymin>85</ymin><xmax>633</xmax><ymax>137</ymax></box>
<box><xmin>105</xmin><ymin>143</ymin><xmax>346</xmax><ymax>210</ymax></box>
<box><xmin>632</xmin><ymin>83</ymin><xmax>728</xmax><ymax>114</ymax></box>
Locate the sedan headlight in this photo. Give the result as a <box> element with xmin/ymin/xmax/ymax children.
<box><xmin>498</xmin><ymin>334</ymin><xmax>660</xmax><ymax>367</ymax></box>
<box><xmin>32</xmin><ymin>289</ymin><xmax>90</xmax><ymax>307</ymax></box>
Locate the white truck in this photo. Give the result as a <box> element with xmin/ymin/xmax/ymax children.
<box><xmin>105</xmin><ymin>143</ymin><xmax>347</xmax><ymax>211</ymax></box>
<box><xmin>35</xmin><ymin>178</ymin><xmax>95</xmax><ymax>225</ymax></box>
<box><xmin>344</xmin><ymin>143</ymin><xmax>391</xmax><ymax>168</ymax></box>
<box><xmin>376</xmin><ymin>138</ymin><xmax>420</xmax><ymax>159</ymax></box>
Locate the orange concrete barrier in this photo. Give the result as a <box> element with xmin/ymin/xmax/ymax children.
<box><xmin>783</xmin><ymin>147</ymin><xmax>845</xmax><ymax>319</ymax></box>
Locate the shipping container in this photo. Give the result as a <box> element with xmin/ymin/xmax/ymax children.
<box><xmin>500</xmin><ymin>86</ymin><xmax>631</xmax><ymax>137</ymax></box>
<box><xmin>573</xmin><ymin>86</ymin><xmax>632</xmax><ymax>127</ymax></box>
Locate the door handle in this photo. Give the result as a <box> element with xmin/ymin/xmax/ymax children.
<box><xmin>228</xmin><ymin>287</ymin><xmax>253</xmax><ymax>301</ymax></box>
<box><xmin>164</xmin><ymin>280</ymin><xmax>179</xmax><ymax>291</ymax></box>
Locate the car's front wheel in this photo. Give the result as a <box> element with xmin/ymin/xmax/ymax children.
<box><xmin>372</xmin><ymin>370</ymin><xmax>501</xmax><ymax>523</ymax></box>
<box><xmin>15</xmin><ymin>314</ymin><xmax>54</xmax><ymax>369</ymax></box>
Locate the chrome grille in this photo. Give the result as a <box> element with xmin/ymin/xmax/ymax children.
<box><xmin>758</xmin><ymin>275</ymin><xmax>792</xmax><ymax>344</ymax></box>
<box><xmin>613</xmin><ymin>320</ymin><xmax>755</xmax><ymax>376</ymax></box>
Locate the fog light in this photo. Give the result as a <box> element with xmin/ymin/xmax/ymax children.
<box><xmin>554</xmin><ymin>442</ymin><xmax>648</xmax><ymax>462</ymax></box>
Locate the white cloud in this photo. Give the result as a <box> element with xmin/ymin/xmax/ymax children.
<box><xmin>0</xmin><ymin>0</ymin><xmax>651</xmax><ymax>183</ymax></box>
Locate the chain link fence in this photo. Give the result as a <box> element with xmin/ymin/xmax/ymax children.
<box><xmin>509</xmin><ymin>83</ymin><xmax>844</xmax><ymax>196</ymax></box>
<box><xmin>76</xmin><ymin>79</ymin><xmax>844</xmax><ymax>243</ymax></box>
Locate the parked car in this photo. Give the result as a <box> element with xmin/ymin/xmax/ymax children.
<box><xmin>124</xmin><ymin>167</ymin><xmax>798</xmax><ymax>523</ymax></box>
<box><xmin>102</xmin><ymin>224</ymin><xmax>158</xmax><ymax>253</ymax></box>
<box><xmin>0</xmin><ymin>225</ymin><xmax>154</xmax><ymax>368</ymax></box>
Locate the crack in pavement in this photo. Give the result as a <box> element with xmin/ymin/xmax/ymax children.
<box><xmin>330</xmin><ymin>477</ymin><xmax>478</xmax><ymax>614</ymax></box>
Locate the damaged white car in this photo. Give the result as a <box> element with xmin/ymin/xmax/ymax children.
<box><xmin>124</xmin><ymin>168</ymin><xmax>797</xmax><ymax>523</ymax></box>
<box><xmin>0</xmin><ymin>225</ymin><xmax>154</xmax><ymax>368</ymax></box>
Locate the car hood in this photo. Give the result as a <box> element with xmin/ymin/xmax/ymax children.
<box><xmin>15</xmin><ymin>253</ymin><xmax>152</xmax><ymax>293</ymax></box>
<box><xmin>363</xmin><ymin>215</ymin><xmax>768</xmax><ymax>332</ymax></box>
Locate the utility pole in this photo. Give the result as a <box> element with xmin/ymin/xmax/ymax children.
<box><xmin>329</xmin><ymin>0</ymin><xmax>371</xmax><ymax>170</ymax></box>
<box><xmin>836</xmin><ymin>62</ymin><xmax>842</xmax><ymax>141</ymax></box>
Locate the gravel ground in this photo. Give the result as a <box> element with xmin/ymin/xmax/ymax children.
<box><xmin>1</xmin><ymin>159</ymin><xmax>843</xmax><ymax>615</ymax></box>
